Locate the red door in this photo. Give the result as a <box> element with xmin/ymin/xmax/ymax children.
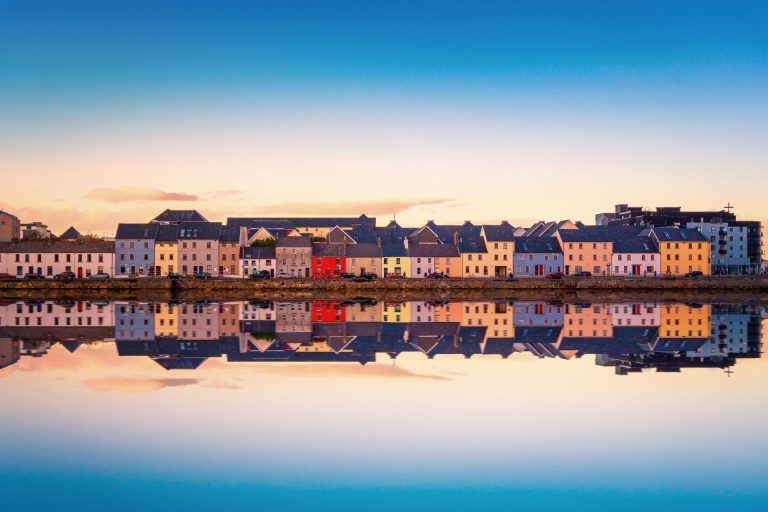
<box><xmin>77</xmin><ymin>267</ymin><xmax>83</xmax><ymax>278</ymax></box>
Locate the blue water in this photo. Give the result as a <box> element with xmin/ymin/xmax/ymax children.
<box><xmin>1</xmin><ymin>299</ymin><xmax>766</xmax><ymax>511</ymax></box>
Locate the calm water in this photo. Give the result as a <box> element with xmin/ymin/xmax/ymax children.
<box><xmin>1</xmin><ymin>298</ymin><xmax>766</xmax><ymax>511</ymax></box>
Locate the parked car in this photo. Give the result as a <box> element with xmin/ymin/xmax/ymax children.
<box><xmin>88</xmin><ymin>272</ymin><xmax>110</xmax><ymax>279</ymax></box>
<box><xmin>193</xmin><ymin>272</ymin><xmax>212</xmax><ymax>280</ymax></box>
<box><xmin>339</xmin><ymin>272</ymin><xmax>356</xmax><ymax>279</ymax></box>
<box><xmin>54</xmin><ymin>271</ymin><xmax>76</xmax><ymax>280</ymax></box>
<box><xmin>684</xmin><ymin>271</ymin><xmax>704</xmax><ymax>278</ymax></box>
<box><xmin>427</xmin><ymin>272</ymin><xmax>446</xmax><ymax>279</ymax></box>
<box><xmin>386</xmin><ymin>273</ymin><xmax>405</xmax><ymax>279</ymax></box>
<box><xmin>574</xmin><ymin>271</ymin><xmax>592</xmax><ymax>277</ymax></box>
<box><xmin>24</xmin><ymin>273</ymin><xmax>45</xmax><ymax>280</ymax></box>
<box><xmin>546</xmin><ymin>272</ymin><xmax>565</xmax><ymax>280</ymax></box>
<box><xmin>354</xmin><ymin>272</ymin><xmax>377</xmax><ymax>281</ymax></box>
<box><xmin>275</xmin><ymin>272</ymin><xmax>294</xmax><ymax>279</ymax></box>
<box><xmin>0</xmin><ymin>273</ymin><xmax>17</xmax><ymax>280</ymax></box>
<box><xmin>250</xmin><ymin>270</ymin><xmax>271</xmax><ymax>279</ymax></box>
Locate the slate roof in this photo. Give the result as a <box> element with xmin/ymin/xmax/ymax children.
<box><xmin>408</xmin><ymin>243</ymin><xmax>460</xmax><ymax>257</ymax></box>
<box><xmin>59</xmin><ymin>226</ymin><xmax>81</xmax><ymax>239</ymax></box>
<box><xmin>381</xmin><ymin>242</ymin><xmax>408</xmax><ymax>257</ymax></box>
<box><xmin>155</xmin><ymin>224</ymin><xmax>180</xmax><ymax>242</ymax></box>
<box><xmin>226</xmin><ymin>218</ymin><xmax>297</xmax><ymax>229</ymax></box>
<box><xmin>642</xmin><ymin>226</ymin><xmax>710</xmax><ymax>243</ymax></box>
<box><xmin>513</xmin><ymin>237</ymin><xmax>562</xmax><ymax>253</ymax></box>
<box><xmin>312</xmin><ymin>243</ymin><xmax>347</xmax><ymax>257</ymax></box>
<box><xmin>613</xmin><ymin>236</ymin><xmax>658</xmax><ymax>253</ymax></box>
<box><xmin>240</xmin><ymin>246</ymin><xmax>276</xmax><ymax>259</ymax></box>
<box><xmin>227</xmin><ymin>215</ymin><xmax>375</xmax><ymax>229</ymax></box>
<box><xmin>481</xmin><ymin>222</ymin><xmax>517</xmax><ymax>242</ymax></box>
<box><xmin>557</xmin><ymin>225</ymin><xmax>643</xmax><ymax>243</ymax></box>
<box><xmin>177</xmin><ymin>222</ymin><xmax>222</xmax><ymax>240</ymax></box>
<box><xmin>218</xmin><ymin>225</ymin><xmax>242</xmax><ymax>242</ymax></box>
<box><xmin>152</xmin><ymin>209</ymin><xmax>208</xmax><ymax>223</ymax></box>
<box><xmin>115</xmin><ymin>223</ymin><xmax>161</xmax><ymax>239</ymax></box>
<box><xmin>276</xmin><ymin>236</ymin><xmax>312</xmax><ymax>248</ymax></box>
<box><xmin>346</xmin><ymin>243</ymin><xmax>381</xmax><ymax>258</ymax></box>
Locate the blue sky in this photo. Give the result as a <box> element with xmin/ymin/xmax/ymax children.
<box><xmin>0</xmin><ymin>1</ymin><xmax>766</xmax><ymax>233</ymax></box>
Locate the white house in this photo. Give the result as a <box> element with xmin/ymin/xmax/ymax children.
<box><xmin>610</xmin><ymin>237</ymin><xmax>660</xmax><ymax>277</ymax></box>
<box><xmin>0</xmin><ymin>239</ymin><xmax>115</xmax><ymax>278</ymax></box>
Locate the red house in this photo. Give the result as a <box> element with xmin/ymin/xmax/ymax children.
<box><xmin>312</xmin><ymin>243</ymin><xmax>347</xmax><ymax>278</ymax></box>
<box><xmin>312</xmin><ymin>301</ymin><xmax>347</xmax><ymax>322</ymax></box>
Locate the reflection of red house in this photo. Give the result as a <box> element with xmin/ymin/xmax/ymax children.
<box><xmin>312</xmin><ymin>301</ymin><xmax>346</xmax><ymax>322</ymax></box>
<box><xmin>312</xmin><ymin>243</ymin><xmax>347</xmax><ymax>278</ymax></box>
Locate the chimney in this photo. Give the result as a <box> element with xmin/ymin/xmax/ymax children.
<box><xmin>501</xmin><ymin>220</ymin><xmax>509</xmax><ymax>226</ymax></box>
<box><xmin>453</xmin><ymin>231</ymin><xmax>460</xmax><ymax>247</ymax></box>
<box><xmin>404</xmin><ymin>237</ymin><xmax>409</xmax><ymax>249</ymax></box>
<box><xmin>463</xmin><ymin>220</ymin><xmax>472</xmax><ymax>225</ymax></box>
<box><xmin>376</xmin><ymin>237</ymin><xmax>382</xmax><ymax>248</ymax></box>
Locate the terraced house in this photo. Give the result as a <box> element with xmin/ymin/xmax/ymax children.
<box><xmin>115</xmin><ymin>223</ymin><xmax>160</xmax><ymax>277</ymax></box>
<box><xmin>480</xmin><ymin>222</ymin><xmax>516</xmax><ymax>277</ymax></box>
<box><xmin>177</xmin><ymin>222</ymin><xmax>222</xmax><ymax>276</ymax></box>
<box><xmin>0</xmin><ymin>238</ymin><xmax>114</xmax><ymax>278</ymax></box>
<box><xmin>641</xmin><ymin>226</ymin><xmax>711</xmax><ymax>276</ymax></box>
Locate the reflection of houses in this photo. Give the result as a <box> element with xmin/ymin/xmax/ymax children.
<box><xmin>609</xmin><ymin>303</ymin><xmax>660</xmax><ymax>327</ymax></box>
<box><xmin>513</xmin><ymin>301</ymin><xmax>564</xmax><ymax>327</ymax></box>
<box><xmin>563</xmin><ymin>303</ymin><xmax>613</xmax><ymax>338</ymax></box>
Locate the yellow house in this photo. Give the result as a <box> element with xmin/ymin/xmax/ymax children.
<box><xmin>382</xmin><ymin>243</ymin><xmax>409</xmax><ymax>277</ymax></box>
<box><xmin>659</xmin><ymin>304</ymin><xmax>711</xmax><ymax>339</ymax></box>
<box><xmin>460</xmin><ymin>301</ymin><xmax>514</xmax><ymax>340</ymax></box>
<box><xmin>155</xmin><ymin>225</ymin><xmax>180</xmax><ymax>276</ymax></box>
<box><xmin>382</xmin><ymin>301</ymin><xmax>410</xmax><ymax>323</ymax></box>
<box><xmin>154</xmin><ymin>302</ymin><xmax>179</xmax><ymax>337</ymax></box>
<box><xmin>346</xmin><ymin>301</ymin><xmax>383</xmax><ymax>322</ymax></box>
<box><xmin>647</xmin><ymin>227</ymin><xmax>711</xmax><ymax>275</ymax></box>
<box><xmin>480</xmin><ymin>222</ymin><xmax>516</xmax><ymax>277</ymax></box>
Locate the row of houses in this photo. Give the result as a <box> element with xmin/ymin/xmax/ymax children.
<box><xmin>0</xmin><ymin>209</ymin><xmax>715</xmax><ymax>278</ymax></box>
<box><xmin>111</xmin><ymin>210</ymin><xmax>712</xmax><ymax>278</ymax></box>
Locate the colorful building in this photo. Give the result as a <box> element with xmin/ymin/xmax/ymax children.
<box><xmin>555</xmin><ymin>227</ymin><xmax>617</xmax><ymax>276</ymax></box>
<box><xmin>154</xmin><ymin>224</ymin><xmax>180</xmax><ymax>277</ymax></box>
<box><xmin>480</xmin><ymin>222</ymin><xmax>516</xmax><ymax>277</ymax></box>
<box><xmin>218</xmin><ymin>225</ymin><xmax>246</xmax><ymax>278</ymax></box>
<box><xmin>513</xmin><ymin>237</ymin><xmax>563</xmax><ymax>277</ymax></box>
<box><xmin>611</xmin><ymin>237</ymin><xmax>660</xmax><ymax>276</ymax></box>
<box><xmin>642</xmin><ymin>226</ymin><xmax>711</xmax><ymax>276</ymax></box>
<box><xmin>0</xmin><ymin>239</ymin><xmax>115</xmax><ymax>278</ymax></box>
<box><xmin>276</xmin><ymin>236</ymin><xmax>312</xmax><ymax>277</ymax></box>
<box><xmin>240</xmin><ymin>246</ymin><xmax>276</xmax><ymax>277</ymax></box>
<box><xmin>177</xmin><ymin>222</ymin><xmax>222</xmax><ymax>276</ymax></box>
<box><xmin>0</xmin><ymin>210</ymin><xmax>20</xmax><ymax>242</ymax></box>
<box><xmin>115</xmin><ymin>223</ymin><xmax>160</xmax><ymax>277</ymax></box>
<box><xmin>312</xmin><ymin>243</ymin><xmax>347</xmax><ymax>278</ymax></box>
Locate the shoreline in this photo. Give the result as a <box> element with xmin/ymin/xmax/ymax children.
<box><xmin>1</xmin><ymin>276</ymin><xmax>767</xmax><ymax>302</ymax></box>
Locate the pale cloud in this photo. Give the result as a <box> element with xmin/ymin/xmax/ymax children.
<box><xmin>85</xmin><ymin>186</ymin><xmax>199</xmax><ymax>202</ymax></box>
<box><xmin>84</xmin><ymin>377</ymin><xmax>200</xmax><ymax>393</ymax></box>
<box><xmin>246</xmin><ymin>198</ymin><xmax>455</xmax><ymax>216</ymax></box>
<box><xmin>205</xmin><ymin>189</ymin><xmax>243</xmax><ymax>199</ymax></box>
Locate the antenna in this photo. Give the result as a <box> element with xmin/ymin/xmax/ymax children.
<box><xmin>724</xmin><ymin>202</ymin><xmax>734</xmax><ymax>213</ymax></box>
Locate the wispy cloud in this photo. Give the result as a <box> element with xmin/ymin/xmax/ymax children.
<box><xmin>246</xmin><ymin>198</ymin><xmax>455</xmax><ymax>216</ymax></box>
<box><xmin>85</xmin><ymin>187</ymin><xmax>199</xmax><ymax>202</ymax></box>
<box><xmin>84</xmin><ymin>377</ymin><xmax>200</xmax><ymax>393</ymax></box>
<box><xmin>205</xmin><ymin>189</ymin><xmax>243</xmax><ymax>200</ymax></box>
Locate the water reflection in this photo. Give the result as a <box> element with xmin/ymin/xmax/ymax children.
<box><xmin>1</xmin><ymin>300</ymin><xmax>763</xmax><ymax>375</ymax></box>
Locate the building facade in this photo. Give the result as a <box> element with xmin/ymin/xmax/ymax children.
<box><xmin>276</xmin><ymin>237</ymin><xmax>312</xmax><ymax>277</ymax></box>
<box><xmin>115</xmin><ymin>223</ymin><xmax>160</xmax><ymax>277</ymax></box>
<box><xmin>0</xmin><ymin>240</ymin><xmax>115</xmax><ymax>277</ymax></box>
<box><xmin>0</xmin><ymin>210</ymin><xmax>20</xmax><ymax>242</ymax></box>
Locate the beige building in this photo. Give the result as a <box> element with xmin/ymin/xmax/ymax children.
<box><xmin>177</xmin><ymin>222</ymin><xmax>222</xmax><ymax>276</ymax></box>
<box><xmin>0</xmin><ymin>210</ymin><xmax>20</xmax><ymax>242</ymax></box>
<box><xmin>276</xmin><ymin>237</ymin><xmax>312</xmax><ymax>277</ymax></box>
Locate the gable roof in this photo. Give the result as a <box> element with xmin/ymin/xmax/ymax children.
<box><xmin>152</xmin><ymin>209</ymin><xmax>208</xmax><ymax>223</ymax></box>
<box><xmin>177</xmin><ymin>222</ymin><xmax>222</xmax><ymax>240</ymax></box>
<box><xmin>116</xmin><ymin>223</ymin><xmax>161</xmax><ymax>239</ymax></box>
<box><xmin>408</xmin><ymin>243</ymin><xmax>460</xmax><ymax>257</ymax></box>
<box><xmin>642</xmin><ymin>226</ymin><xmax>710</xmax><ymax>243</ymax></box>
<box><xmin>227</xmin><ymin>215</ymin><xmax>375</xmax><ymax>229</ymax></box>
<box><xmin>155</xmin><ymin>224</ymin><xmax>181</xmax><ymax>242</ymax></box>
<box><xmin>557</xmin><ymin>225</ymin><xmax>643</xmax><ymax>243</ymax></box>
<box><xmin>613</xmin><ymin>236</ymin><xmax>658</xmax><ymax>253</ymax></box>
<box><xmin>513</xmin><ymin>237</ymin><xmax>562</xmax><ymax>253</ymax></box>
<box><xmin>481</xmin><ymin>222</ymin><xmax>516</xmax><ymax>242</ymax></box>
<box><xmin>277</xmin><ymin>236</ymin><xmax>312</xmax><ymax>248</ymax></box>
<box><xmin>59</xmin><ymin>226</ymin><xmax>81</xmax><ymax>239</ymax></box>
<box><xmin>218</xmin><ymin>225</ymin><xmax>242</xmax><ymax>242</ymax></box>
<box><xmin>0</xmin><ymin>239</ymin><xmax>115</xmax><ymax>253</ymax></box>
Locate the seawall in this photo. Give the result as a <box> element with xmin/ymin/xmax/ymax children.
<box><xmin>1</xmin><ymin>276</ymin><xmax>767</xmax><ymax>302</ymax></box>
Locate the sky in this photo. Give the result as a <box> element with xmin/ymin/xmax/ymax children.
<box><xmin>1</xmin><ymin>0</ymin><xmax>766</xmax><ymax>235</ymax></box>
